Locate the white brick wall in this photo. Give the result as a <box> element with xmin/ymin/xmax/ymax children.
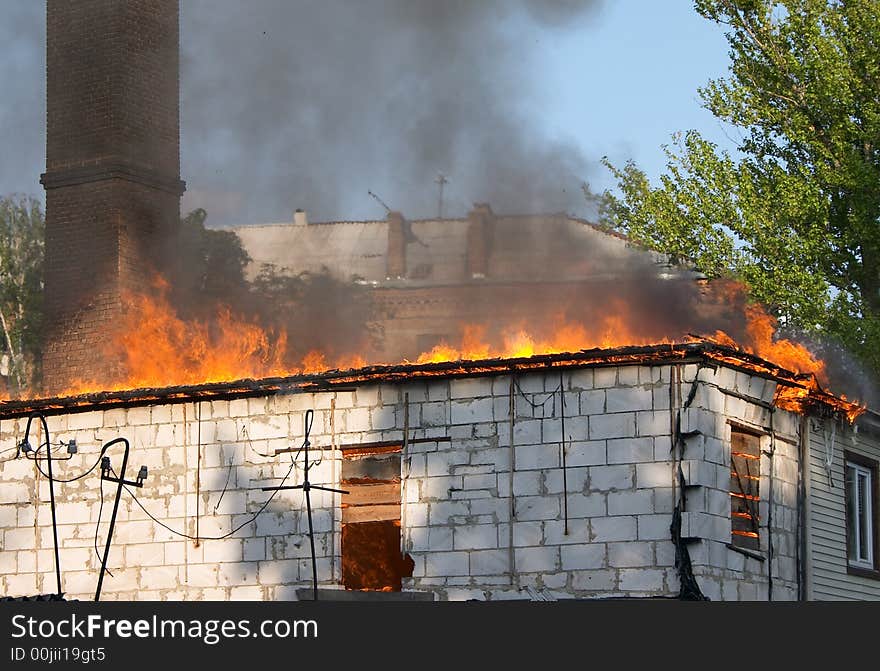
<box><xmin>0</xmin><ymin>363</ymin><xmax>802</xmax><ymax>601</ymax></box>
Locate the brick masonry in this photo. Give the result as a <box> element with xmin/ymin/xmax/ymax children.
<box><xmin>0</xmin><ymin>362</ymin><xmax>803</xmax><ymax>601</ymax></box>
<box><xmin>40</xmin><ymin>0</ymin><xmax>184</xmax><ymax>393</ymax></box>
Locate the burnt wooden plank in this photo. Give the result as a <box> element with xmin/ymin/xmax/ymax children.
<box><xmin>731</xmin><ymin>454</ymin><xmax>759</xmax><ymax>479</ymax></box>
<box><xmin>731</xmin><ymin>495</ymin><xmax>758</xmax><ymax>515</ymax></box>
<box><xmin>341</xmin><ymin>452</ymin><xmax>401</xmax><ymax>483</ymax></box>
<box><xmin>732</xmin><ymin>515</ymin><xmax>759</xmax><ymax>534</ymax></box>
<box><xmin>341</xmin><ymin>444</ymin><xmax>403</xmax><ymax>457</ymax></box>
<box><xmin>729</xmin><ymin>474</ymin><xmax>759</xmax><ymax>497</ymax></box>
<box><xmin>342</xmin><ymin>504</ymin><xmax>400</xmax><ymax>524</ymax></box>
<box><xmin>339</xmin><ymin>438</ymin><xmax>450</xmax><ymax>453</ymax></box>
<box><xmin>731</xmin><ymin>531</ymin><xmax>761</xmax><ymax>551</ymax></box>
<box><xmin>342</xmin><ymin>483</ymin><xmax>400</xmax><ymax>507</ymax></box>
<box><xmin>731</xmin><ymin>431</ymin><xmax>761</xmax><ymax>457</ymax></box>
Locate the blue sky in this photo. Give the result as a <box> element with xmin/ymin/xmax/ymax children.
<box><xmin>533</xmin><ymin>1</ymin><xmax>735</xmax><ymax>194</ymax></box>
<box><xmin>0</xmin><ymin>1</ymin><xmax>737</xmax><ymax>224</ymax></box>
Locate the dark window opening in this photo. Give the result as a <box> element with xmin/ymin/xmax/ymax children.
<box><xmin>341</xmin><ymin>445</ymin><xmax>414</xmax><ymax>591</ymax></box>
<box><xmin>730</xmin><ymin>428</ymin><xmax>761</xmax><ymax>551</ymax></box>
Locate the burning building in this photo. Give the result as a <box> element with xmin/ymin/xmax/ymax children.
<box><xmin>228</xmin><ymin>206</ymin><xmax>710</xmax><ymax>364</ymax></box>
<box><xmin>2</xmin><ymin>1</ymin><xmax>877</xmax><ymax>602</ymax></box>
<box><xmin>0</xmin><ymin>344</ymin><xmax>877</xmax><ymax>601</ymax></box>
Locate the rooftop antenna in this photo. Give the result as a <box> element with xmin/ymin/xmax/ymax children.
<box><xmin>367</xmin><ymin>189</ymin><xmax>392</xmax><ymax>214</ymax></box>
<box><xmin>435</xmin><ymin>173</ymin><xmax>448</xmax><ymax>219</ymax></box>
<box><xmin>368</xmin><ymin>190</ymin><xmax>427</xmax><ymax>247</ymax></box>
<box><xmin>259</xmin><ymin>409</ymin><xmax>348</xmax><ymax>601</ymax></box>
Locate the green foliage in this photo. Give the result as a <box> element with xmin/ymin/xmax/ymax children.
<box><xmin>603</xmin><ymin>0</ymin><xmax>880</xmax><ymax>377</ymax></box>
<box><xmin>0</xmin><ymin>195</ymin><xmax>44</xmax><ymax>392</ymax></box>
<box><xmin>252</xmin><ymin>263</ymin><xmax>382</xmax><ymax>360</ymax></box>
<box><xmin>175</xmin><ymin>207</ymin><xmax>252</xmax><ymax>308</ymax></box>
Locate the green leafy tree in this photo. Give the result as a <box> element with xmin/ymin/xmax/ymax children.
<box><xmin>252</xmin><ymin>263</ymin><xmax>383</xmax><ymax>363</ymax></box>
<box><xmin>0</xmin><ymin>195</ymin><xmax>44</xmax><ymax>393</ymax></box>
<box><xmin>602</xmin><ymin>0</ymin><xmax>880</xmax><ymax>377</ymax></box>
<box><xmin>173</xmin><ymin>207</ymin><xmax>252</xmax><ymax>311</ymax></box>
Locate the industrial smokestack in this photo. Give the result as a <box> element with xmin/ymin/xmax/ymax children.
<box><xmin>40</xmin><ymin>0</ymin><xmax>185</xmax><ymax>394</ymax></box>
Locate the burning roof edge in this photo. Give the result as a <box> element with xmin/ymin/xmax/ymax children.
<box><xmin>0</xmin><ymin>341</ymin><xmax>865</xmax><ymax>424</ymax></box>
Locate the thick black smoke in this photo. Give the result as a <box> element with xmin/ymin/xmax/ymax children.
<box><xmin>180</xmin><ymin>0</ymin><xmax>602</xmax><ymax>225</ymax></box>
<box><xmin>0</xmin><ymin>2</ymin><xmax>44</xmax><ymax>199</ymax></box>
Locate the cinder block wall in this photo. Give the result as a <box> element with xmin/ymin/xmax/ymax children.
<box><xmin>0</xmin><ymin>363</ymin><xmax>800</xmax><ymax>600</ymax></box>
<box><xmin>672</xmin><ymin>365</ymin><xmax>801</xmax><ymax>601</ymax></box>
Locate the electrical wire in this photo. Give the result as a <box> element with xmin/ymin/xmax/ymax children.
<box><xmin>212</xmin><ymin>455</ymin><xmax>234</xmax><ymax>515</ymax></box>
<box><xmin>21</xmin><ymin>407</ymin><xmax>317</xmax><ymax>545</ymax></box>
<box><xmin>240</xmin><ymin>421</ymin><xmax>275</xmax><ymax>460</ymax></box>
<box><xmin>14</xmin><ymin>441</ymin><xmax>64</xmax><ymax>455</ymax></box>
<box><xmin>120</xmin><ymin>410</ymin><xmax>315</xmax><ymax>540</ymax></box>
<box><xmin>514</xmin><ymin>379</ymin><xmax>562</xmax><ymax>410</ymax></box>
<box><xmin>93</xmin><ymin>473</ymin><xmax>114</xmax><ymax>578</ymax></box>
<box><xmin>20</xmin><ymin>411</ymin><xmax>63</xmax><ymax>596</ymax></box>
<box><xmin>116</xmin><ymin>415</ymin><xmax>315</xmax><ymax>541</ymax></box>
<box><xmin>28</xmin><ymin>449</ymin><xmax>105</xmax><ymax>482</ymax></box>
<box><xmin>116</xmin><ymin>455</ymin><xmax>297</xmax><ymax>541</ymax></box>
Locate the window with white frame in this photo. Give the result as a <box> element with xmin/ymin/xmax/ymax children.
<box><xmin>845</xmin><ymin>455</ymin><xmax>876</xmax><ymax>570</ymax></box>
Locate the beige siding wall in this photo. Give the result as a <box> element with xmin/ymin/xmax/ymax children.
<box><xmin>807</xmin><ymin>416</ymin><xmax>880</xmax><ymax>600</ymax></box>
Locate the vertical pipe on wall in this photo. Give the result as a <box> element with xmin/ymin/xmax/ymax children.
<box><xmin>670</xmin><ymin>366</ymin><xmax>679</xmax><ymax>507</ymax></box>
<box><xmin>559</xmin><ymin>371</ymin><xmax>569</xmax><ymax>536</ymax></box>
<box><xmin>183</xmin><ymin>403</ymin><xmax>189</xmax><ymax>580</ymax></box>
<box><xmin>41</xmin><ymin>418</ymin><xmax>62</xmax><ymax>597</ymax></box>
<box><xmin>401</xmin><ymin>393</ymin><xmax>409</xmax><ymax>559</ymax></box>
<box><xmin>330</xmin><ymin>395</ymin><xmax>337</xmax><ymax>582</ymax></box>
<box><xmin>508</xmin><ymin>375</ymin><xmax>516</xmax><ymax>587</ymax></box>
<box><xmin>766</xmin><ymin>409</ymin><xmax>776</xmax><ymax>602</ymax></box>
<box><xmin>799</xmin><ymin>414</ymin><xmax>811</xmax><ymax>601</ymax></box>
<box><xmin>195</xmin><ymin>401</ymin><xmax>202</xmax><ymax>547</ymax></box>
<box><xmin>95</xmin><ymin>438</ymin><xmax>132</xmax><ymax>602</ymax></box>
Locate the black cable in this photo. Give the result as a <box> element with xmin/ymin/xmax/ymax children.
<box><xmin>118</xmin><ymin>461</ymin><xmax>294</xmax><ymax>540</ymax></box>
<box><xmin>212</xmin><ymin>456</ymin><xmax>234</xmax><ymax>515</ymax></box>
<box><xmin>22</xmin><ymin>409</ymin><xmax>311</xmax><ymax>544</ymax></box>
<box><xmin>15</xmin><ymin>440</ymin><xmax>63</xmax><ymax>456</ymax></box>
<box><xmin>241</xmin><ymin>423</ymin><xmax>275</xmax><ymax>460</ymax></box>
<box><xmin>117</xmin><ymin>447</ymin><xmax>298</xmax><ymax>542</ymax></box>
<box><xmin>93</xmin><ymin>473</ymin><xmax>114</xmax><ymax>578</ymax></box>
<box><xmin>29</xmin><ymin>449</ymin><xmax>105</xmax><ymax>482</ymax></box>
<box><xmin>514</xmin><ymin>379</ymin><xmax>562</xmax><ymax>409</ymax></box>
<box><xmin>21</xmin><ymin>411</ymin><xmax>62</xmax><ymax>597</ymax></box>
<box><xmin>94</xmin><ymin>437</ymin><xmax>131</xmax><ymax>602</ymax></box>
<box><xmin>119</xmin><ymin>411</ymin><xmax>314</xmax><ymax>541</ymax></box>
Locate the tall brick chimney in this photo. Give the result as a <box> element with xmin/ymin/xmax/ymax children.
<box><xmin>40</xmin><ymin>0</ymin><xmax>185</xmax><ymax>394</ymax></box>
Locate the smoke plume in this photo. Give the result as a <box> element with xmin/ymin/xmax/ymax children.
<box><xmin>180</xmin><ymin>0</ymin><xmax>603</xmax><ymax>225</ymax></box>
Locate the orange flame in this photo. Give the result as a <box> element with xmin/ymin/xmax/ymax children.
<box><xmin>26</xmin><ymin>277</ymin><xmax>858</xmax><ymax>423</ymax></box>
<box><xmin>414</xmin><ymin>300</ymin><xmax>669</xmax><ymax>364</ymax></box>
<box><xmin>63</xmin><ymin>282</ymin><xmax>294</xmax><ymax>395</ymax></box>
<box><xmin>741</xmin><ymin>304</ymin><xmax>825</xmax><ymax>382</ymax></box>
